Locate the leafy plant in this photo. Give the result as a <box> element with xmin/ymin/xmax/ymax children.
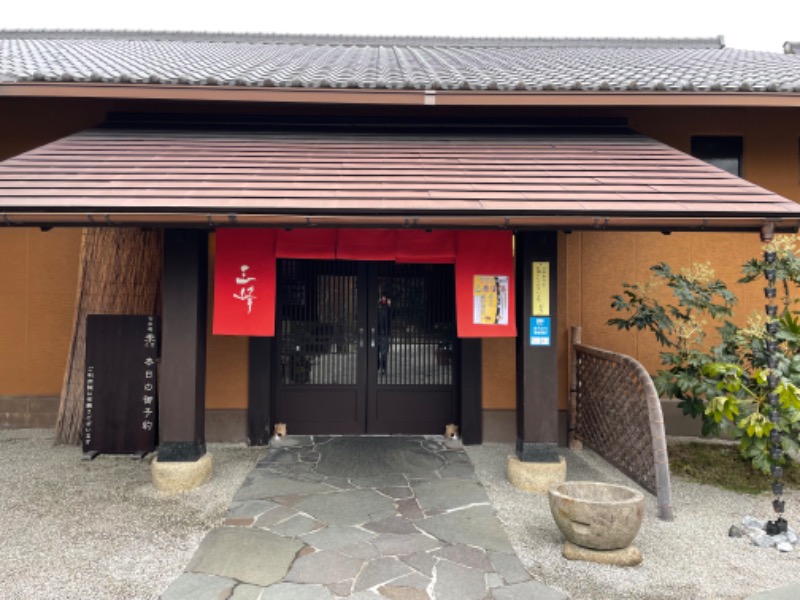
<box><xmin>609</xmin><ymin>239</ymin><xmax>800</xmax><ymax>474</ymax></box>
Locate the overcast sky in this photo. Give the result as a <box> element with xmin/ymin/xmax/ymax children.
<box><xmin>3</xmin><ymin>0</ymin><xmax>799</xmax><ymax>53</ymax></box>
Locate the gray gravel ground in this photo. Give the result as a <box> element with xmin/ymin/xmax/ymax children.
<box><xmin>465</xmin><ymin>443</ymin><xmax>800</xmax><ymax>600</ymax></box>
<box><xmin>3</xmin><ymin>429</ymin><xmax>799</xmax><ymax>600</ymax></box>
<box><xmin>0</xmin><ymin>429</ymin><xmax>264</xmax><ymax>600</ymax></box>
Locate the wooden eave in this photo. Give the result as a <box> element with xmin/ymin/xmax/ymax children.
<box><xmin>4</xmin><ymin>83</ymin><xmax>800</xmax><ymax>108</ymax></box>
<box><xmin>1</xmin><ymin>126</ymin><xmax>799</xmax><ymax>233</ymax></box>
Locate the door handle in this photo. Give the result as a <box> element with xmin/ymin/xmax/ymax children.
<box><xmin>359</xmin><ymin>328</ymin><xmax>365</xmax><ymax>348</ymax></box>
<box><xmin>370</xmin><ymin>328</ymin><xmax>376</xmax><ymax>348</ymax></box>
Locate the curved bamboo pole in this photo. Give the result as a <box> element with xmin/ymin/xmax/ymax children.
<box><xmin>570</xmin><ymin>326</ymin><xmax>675</xmax><ymax>522</ymax></box>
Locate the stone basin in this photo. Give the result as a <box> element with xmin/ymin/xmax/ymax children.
<box><xmin>548</xmin><ymin>481</ymin><xmax>644</xmax><ymax>550</ymax></box>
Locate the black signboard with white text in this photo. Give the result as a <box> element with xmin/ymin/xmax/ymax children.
<box><xmin>83</xmin><ymin>315</ymin><xmax>158</xmax><ymax>454</ymax></box>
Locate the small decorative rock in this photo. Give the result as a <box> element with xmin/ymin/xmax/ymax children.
<box><xmin>736</xmin><ymin>515</ymin><xmax>797</xmax><ymax>553</ymax></box>
<box><xmin>728</xmin><ymin>525</ymin><xmax>744</xmax><ymax>538</ymax></box>
<box><xmin>743</xmin><ymin>516</ymin><xmax>766</xmax><ymax>530</ymax></box>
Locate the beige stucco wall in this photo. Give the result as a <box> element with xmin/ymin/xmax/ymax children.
<box><xmin>0</xmin><ymin>228</ymin><xmax>82</xmax><ymax>395</ymax></box>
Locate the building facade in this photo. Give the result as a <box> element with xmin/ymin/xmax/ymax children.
<box><xmin>2</xmin><ymin>32</ymin><xmax>800</xmax><ymax>467</ymax></box>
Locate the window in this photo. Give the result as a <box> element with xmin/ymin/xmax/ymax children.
<box><xmin>690</xmin><ymin>136</ymin><xmax>743</xmax><ymax>176</ymax></box>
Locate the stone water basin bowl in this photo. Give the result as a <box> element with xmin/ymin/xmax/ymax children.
<box><xmin>548</xmin><ymin>481</ymin><xmax>645</xmax><ymax>550</ymax></box>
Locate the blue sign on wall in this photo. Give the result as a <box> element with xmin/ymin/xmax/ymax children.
<box><xmin>530</xmin><ymin>316</ymin><xmax>551</xmax><ymax>346</ymax></box>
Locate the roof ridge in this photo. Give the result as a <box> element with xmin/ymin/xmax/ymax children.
<box><xmin>0</xmin><ymin>29</ymin><xmax>725</xmax><ymax>49</ymax></box>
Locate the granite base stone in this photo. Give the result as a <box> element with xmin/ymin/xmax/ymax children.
<box><xmin>506</xmin><ymin>454</ymin><xmax>566</xmax><ymax>493</ymax></box>
<box><xmin>151</xmin><ymin>452</ymin><xmax>213</xmax><ymax>492</ymax></box>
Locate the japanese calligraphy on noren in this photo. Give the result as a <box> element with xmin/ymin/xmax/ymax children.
<box><xmin>233</xmin><ymin>264</ymin><xmax>257</xmax><ymax>314</ymax></box>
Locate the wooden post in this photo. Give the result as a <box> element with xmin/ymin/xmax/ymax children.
<box><xmin>158</xmin><ymin>229</ymin><xmax>208</xmax><ymax>462</ymax></box>
<box><xmin>460</xmin><ymin>338</ymin><xmax>482</xmax><ymax>445</ymax></box>
<box><xmin>247</xmin><ymin>337</ymin><xmax>273</xmax><ymax>445</ymax></box>
<box><xmin>515</xmin><ymin>231</ymin><xmax>559</xmax><ymax>462</ymax></box>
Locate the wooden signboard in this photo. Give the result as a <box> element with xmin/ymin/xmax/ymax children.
<box><xmin>83</xmin><ymin>315</ymin><xmax>158</xmax><ymax>455</ymax></box>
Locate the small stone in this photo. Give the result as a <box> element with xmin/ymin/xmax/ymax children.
<box><xmin>223</xmin><ymin>518</ymin><xmax>254</xmax><ymax>527</ymax></box>
<box><xmin>562</xmin><ymin>541</ymin><xmax>642</xmax><ymax>567</ymax></box>
<box><xmin>777</xmin><ymin>542</ymin><xmax>794</xmax><ymax>552</ymax></box>
<box><xmin>378</xmin><ymin>585</ymin><xmax>430</xmax><ymax>600</ymax></box>
<box><xmin>433</xmin><ymin>560</ymin><xmax>487</xmax><ymax>600</ymax></box>
<box><xmin>363</xmin><ymin>516</ymin><xmax>419</xmax><ymax>535</ymax></box>
<box><xmin>753</xmin><ymin>535</ymin><xmax>777</xmax><ymax>548</ymax></box>
<box><xmin>328</xmin><ymin>580</ymin><xmax>354</xmax><ymax>596</ymax></box>
<box><xmin>743</xmin><ymin>515</ymin><xmax>766</xmax><ymax>530</ymax></box>
<box><xmin>395</xmin><ymin>497</ymin><xmax>425</xmax><ymax>521</ymax></box>
<box><xmin>788</xmin><ymin>530</ymin><xmax>798</xmax><ymax>545</ymax></box>
<box><xmin>187</xmin><ymin>528</ymin><xmax>304</xmax><ymax>587</ymax></box>
<box><xmin>284</xmin><ymin>549</ymin><xmax>364</xmax><ymax>585</ymax></box>
<box><xmin>486</xmin><ymin>573</ymin><xmax>504</xmax><ymax>588</ymax></box>
<box><xmin>771</xmin><ymin>533</ymin><xmax>790</xmax><ymax>545</ymax></box>
<box><xmin>745</xmin><ymin>527</ymin><xmax>765</xmax><ymax>541</ymax></box>
<box><xmin>488</xmin><ymin>552</ymin><xmax>530</xmax><ymax>585</ymax></box>
<box><xmin>728</xmin><ymin>525</ymin><xmax>744</xmax><ymax>538</ymax></box>
<box><xmin>229</xmin><ymin>584</ymin><xmax>266</xmax><ymax>600</ymax></box>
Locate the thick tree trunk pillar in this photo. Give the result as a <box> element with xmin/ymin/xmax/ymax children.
<box><xmin>514</xmin><ymin>231</ymin><xmax>560</xmax><ymax>463</ymax></box>
<box><xmin>157</xmin><ymin>229</ymin><xmax>209</xmax><ymax>463</ymax></box>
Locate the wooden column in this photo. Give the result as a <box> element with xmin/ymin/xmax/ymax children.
<box><xmin>247</xmin><ymin>337</ymin><xmax>273</xmax><ymax>446</ymax></box>
<box><xmin>158</xmin><ymin>229</ymin><xmax>208</xmax><ymax>462</ymax></box>
<box><xmin>459</xmin><ymin>338</ymin><xmax>482</xmax><ymax>445</ymax></box>
<box><xmin>515</xmin><ymin>231</ymin><xmax>559</xmax><ymax>462</ymax></box>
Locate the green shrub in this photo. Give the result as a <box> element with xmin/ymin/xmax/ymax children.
<box><xmin>609</xmin><ymin>237</ymin><xmax>800</xmax><ymax>474</ymax></box>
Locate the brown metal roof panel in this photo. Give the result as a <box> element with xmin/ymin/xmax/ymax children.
<box><xmin>1</xmin><ymin>127</ymin><xmax>799</xmax><ymax>227</ymax></box>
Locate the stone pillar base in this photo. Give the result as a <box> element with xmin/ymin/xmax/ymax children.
<box><xmin>562</xmin><ymin>541</ymin><xmax>642</xmax><ymax>566</ymax></box>
<box><xmin>152</xmin><ymin>453</ymin><xmax>213</xmax><ymax>492</ymax></box>
<box><xmin>507</xmin><ymin>454</ymin><xmax>566</xmax><ymax>492</ymax></box>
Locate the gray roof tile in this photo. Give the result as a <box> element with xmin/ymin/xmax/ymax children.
<box><xmin>1</xmin><ymin>31</ymin><xmax>799</xmax><ymax>92</ymax></box>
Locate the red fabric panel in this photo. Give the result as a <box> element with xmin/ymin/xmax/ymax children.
<box><xmin>337</xmin><ymin>229</ymin><xmax>398</xmax><ymax>261</ymax></box>
<box><xmin>395</xmin><ymin>230</ymin><xmax>456</xmax><ymax>263</ymax></box>
<box><xmin>455</xmin><ymin>231</ymin><xmax>516</xmax><ymax>338</ymax></box>
<box><xmin>213</xmin><ymin>228</ymin><xmax>276</xmax><ymax>336</ymax></box>
<box><xmin>276</xmin><ymin>229</ymin><xmax>338</xmax><ymax>259</ymax></box>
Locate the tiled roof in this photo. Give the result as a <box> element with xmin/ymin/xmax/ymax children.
<box><xmin>1</xmin><ymin>31</ymin><xmax>799</xmax><ymax>92</ymax></box>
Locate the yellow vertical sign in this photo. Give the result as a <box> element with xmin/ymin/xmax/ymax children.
<box><xmin>532</xmin><ymin>262</ymin><xmax>549</xmax><ymax>316</ymax></box>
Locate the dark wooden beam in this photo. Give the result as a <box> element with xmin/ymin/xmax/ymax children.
<box><xmin>515</xmin><ymin>231</ymin><xmax>559</xmax><ymax>462</ymax></box>
<box><xmin>158</xmin><ymin>229</ymin><xmax>208</xmax><ymax>461</ymax></box>
<box><xmin>460</xmin><ymin>338</ymin><xmax>482</xmax><ymax>445</ymax></box>
<box><xmin>247</xmin><ymin>336</ymin><xmax>273</xmax><ymax>445</ymax></box>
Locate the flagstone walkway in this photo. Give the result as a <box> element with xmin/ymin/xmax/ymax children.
<box><xmin>160</xmin><ymin>436</ymin><xmax>567</xmax><ymax>600</ymax></box>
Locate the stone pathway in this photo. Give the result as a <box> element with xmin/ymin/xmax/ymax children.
<box><xmin>161</xmin><ymin>436</ymin><xmax>567</xmax><ymax>599</ymax></box>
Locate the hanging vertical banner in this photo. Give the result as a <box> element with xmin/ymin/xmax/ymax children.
<box><xmin>532</xmin><ymin>262</ymin><xmax>550</xmax><ymax>316</ymax></box>
<box><xmin>213</xmin><ymin>228</ymin><xmax>277</xmax><ymax>336</ymax></box>
<box><xmin>455</xmin><ymin>231</ymin><xmax>516</xmax><ymax>337</ymax></box>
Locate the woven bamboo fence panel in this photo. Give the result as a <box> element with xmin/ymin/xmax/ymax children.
<box><xmin>56</xmin><ymin>228</ymin><xmax>163</xmax><ymax>445</ymax></box>
<box><xmin>571</xmin><ymin>327</ymin><xmax>674</xmax><ymax>521</ymax></box>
